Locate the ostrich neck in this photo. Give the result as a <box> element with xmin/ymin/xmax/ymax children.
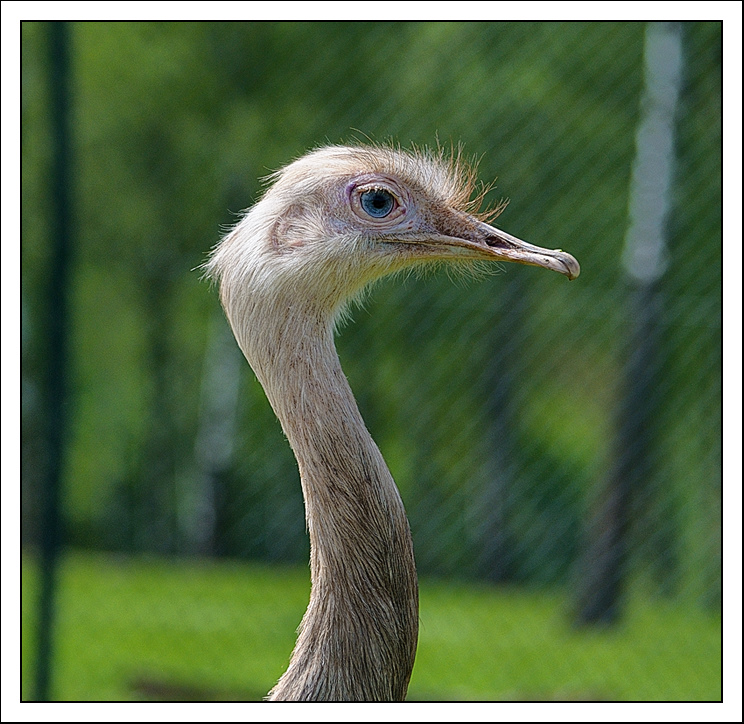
<box><xmin>244</xmin><ymin>306</ymin><xmax>419</xmax><ymax>701</ymax></box>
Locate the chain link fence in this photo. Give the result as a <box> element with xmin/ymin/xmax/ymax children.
<box><xmin>21</xmin><ymin>21</ymin><xmax>722</xmax><ymax>701</ymax></box>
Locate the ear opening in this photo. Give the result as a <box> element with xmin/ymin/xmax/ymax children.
<box><xmin>270</xmin><ymin>203</ymin><xmax>308</xmax><ymax>251</ymax></box>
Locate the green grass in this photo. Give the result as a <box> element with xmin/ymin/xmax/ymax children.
<box><xmin>21</xmin><ymin>550</ymin><xmax>721</xmax><ymax>701</ymax></box>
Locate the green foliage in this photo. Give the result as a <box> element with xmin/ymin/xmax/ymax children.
<box><xmin>22</xmin><ymin>551</ymin><xmax>720</xmax><ymax>701</ymax></box>
<box><xmin>22</xmin><ymin>21</ymin><xmax>721</xmax><ymax>599</ymax></box>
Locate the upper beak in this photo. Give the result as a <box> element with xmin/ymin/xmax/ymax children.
<box><xmin>471</xmin><ymin>220</ymin><xmax>581</xmax><ymax>281</ymax></box>
<box><xmin>399</xmin><ymin>215</ymin><xmax>580</xmax><ymax>281</ymax></box>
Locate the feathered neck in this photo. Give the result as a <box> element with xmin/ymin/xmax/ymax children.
<box><xmin>220</xmin><ymin>278</ymin><xmax>418</xmax><ymax>701</ymax></box>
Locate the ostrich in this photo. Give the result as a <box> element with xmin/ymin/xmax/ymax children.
<box><xmin>205</xmin><ymin>145</ymin><xmax>579</xmax><ymax>701</ymax></box>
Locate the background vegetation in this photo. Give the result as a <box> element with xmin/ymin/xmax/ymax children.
<box><xmin>21</xmin><ymin>21</ymin><xmax>721</xmax><ymax>701</ymax></box>
<box><xmin>21</xmin><ymin>551</ymin><xmax>720</xmax><ymax>701</ymax></box>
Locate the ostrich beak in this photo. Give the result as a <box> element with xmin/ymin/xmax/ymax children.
<box><xmin>398</xmin><ymin>214</ymin><xmax>580</xmax><ymax>280</ymax></box>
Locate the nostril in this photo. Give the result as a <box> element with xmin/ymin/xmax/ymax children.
<box><xmin>483</xmin><ymin>232</ymin><xmax>517</xmax><ymax>250</ymax></box>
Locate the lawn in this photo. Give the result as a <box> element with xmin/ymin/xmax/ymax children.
<box><xmin>21</xmin><ymin>550</ymin><xmax>721</xmax><ymax>701</ymax></box>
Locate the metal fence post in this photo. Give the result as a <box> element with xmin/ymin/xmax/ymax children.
<box><xmin>34</xmin><ymin>20</ymin><xmax>73</xmax><ymax>701</ymax></box>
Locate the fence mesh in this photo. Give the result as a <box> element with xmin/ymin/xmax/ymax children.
<box><xmin>21</xmin><ymin>20</ymin><xmax>722</xmax><ymax>701</ymax></box>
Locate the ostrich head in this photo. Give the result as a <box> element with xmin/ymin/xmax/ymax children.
<box><xmin>206</xmin><ymin>145</ymin><xmax>579</xmax><ymax>362</ymax></box>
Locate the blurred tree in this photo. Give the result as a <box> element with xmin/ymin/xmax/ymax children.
<box><xmin>21</xmin><ymin>22</ymin><xmax>720</xmax><ymax>610</ymax></box>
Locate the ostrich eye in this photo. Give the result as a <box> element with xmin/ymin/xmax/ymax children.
<box><xmin>360</xmin><ymin>189</ymin><xmax>395</xmax><ymax>218</ymax></box>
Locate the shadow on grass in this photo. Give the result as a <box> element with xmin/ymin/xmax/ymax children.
<box><xmin>131</xmin><ymin>676</ymin><xmax>611</xmax><ymax>703</ymax></box>
<box><xmin>130</xmin><ymin>675</ymin><xmax>266</xmax><ymax>702</ymax></box>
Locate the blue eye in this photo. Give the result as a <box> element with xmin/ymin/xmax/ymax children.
<box><xmin>360</xmin><ymin>189</ymin><xmax>395</xmax><ymax>218</ymax></box>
